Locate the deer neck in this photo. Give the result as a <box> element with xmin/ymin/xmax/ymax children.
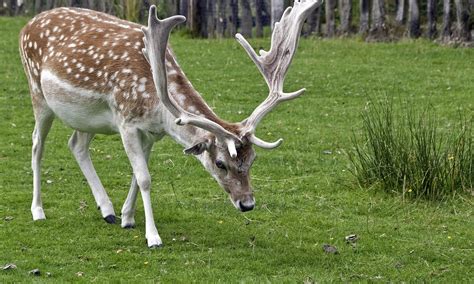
<box><xmin>161</xmin><ymin>56</ymin><xmax>236</xmax><ymax>148</ymax></box>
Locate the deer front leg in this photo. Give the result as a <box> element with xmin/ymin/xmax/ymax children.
<box><xmin>120</xmin><ymin>127</ymin><xmax>162</xmax><ymax>248</ymax></box>
<box><xmin>68</xmin><ymin>131</ymin><xmax>116</xmax><ymax>223</ymax></box>
<box><xmin>121</xmin><ymin>140</ymin><xmax>153</xmax><ymax>229</ymax></box>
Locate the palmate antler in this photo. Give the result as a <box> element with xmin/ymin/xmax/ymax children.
<box><xmin>236</xmin><ymin>0</ymin><xmax>323</xmax><ymax>149</ymax></box>
<box><xmin>143</xmin><ymin>1</ymin><xmax>321</xmax><ymax>157</ymax></box>
<box><xmin>142</xmin><ymin>6</ymin><xmax>241</xmax><ymax>158</ymax></box>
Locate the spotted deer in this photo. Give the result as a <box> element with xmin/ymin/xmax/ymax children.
<box><xmin>19</xmin><ymin>0</ymin><xmax>322</xmax><ymax>247</ymax></box>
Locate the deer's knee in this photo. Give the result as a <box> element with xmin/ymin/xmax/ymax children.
<box><xmin>136</xmin><ymin>173</ymin><xmax>151</xmax><ymax>191</ymax></box>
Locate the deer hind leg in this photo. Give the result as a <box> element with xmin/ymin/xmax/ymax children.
<box><xmin>120</xmin><ymin>127</ymin><xmax>161</xmax><ymax>248</ymax></box>
<box><xmin>31</xmin><ymin>101</ymin><xmax>54</xmax><ymax>221</ymax></box>
<box><xmin>121</xmin><ymin>140</ymin><xmax>153</xmax><ymax>229</ymax></box>
<box><xmin>68</xmin><ymin>131</ymin><xmax>116</xmax><ymax>224</ymax></box>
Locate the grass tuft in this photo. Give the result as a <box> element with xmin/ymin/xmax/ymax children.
<box><xmin>349</xmin><ymin>100</ymin><xmax>473</xmax><ymax>200</ymax></box>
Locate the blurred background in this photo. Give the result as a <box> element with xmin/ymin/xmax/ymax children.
<box><xmin>0</xmin><ymin>0</ymin><xmax>472</xmax><ymax>43</ymax></box>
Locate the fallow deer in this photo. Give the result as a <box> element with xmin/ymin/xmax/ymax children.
<box><xmin>19</xmin><ymin>0</ymin><xmax>322</xmax><ymax>247</ymax></box>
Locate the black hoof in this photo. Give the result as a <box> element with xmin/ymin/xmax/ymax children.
<box><xmin>148</xmin><ymin>244</ymin><xmax>163</xmax><ymax>249</ymax></box>
<box><xmin>123</xmin><ymin>224</ymin><xmax>135</xmax><ymax>229</ymax></box>
<box><xmin>104</xmin><ymin>215</ymin><xmax>116</xmax><ymax>224</ymax></box>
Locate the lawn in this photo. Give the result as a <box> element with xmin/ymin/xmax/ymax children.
<box><xmin>0</xmin><ymin>16</ymin><xmax>473</xmax><ymax>282</ymax></box>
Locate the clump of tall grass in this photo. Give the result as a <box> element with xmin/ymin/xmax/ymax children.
<box><xmin>349</xmin><ymin>101</ymin><xmax>472</xmax><ymax>200</ymax></box>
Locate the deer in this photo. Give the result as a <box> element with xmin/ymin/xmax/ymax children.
<box><xmin>19</xmin><ymin>0</ymin><xmax>322</xmax><ymax>248</ymax></box>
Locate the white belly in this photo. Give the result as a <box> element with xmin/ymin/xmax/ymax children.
<box><xmin>40</xmin><ymin>70</ymin><xmax>118</xmax><ymax>134</ymax></box>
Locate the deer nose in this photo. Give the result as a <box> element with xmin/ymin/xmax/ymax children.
<box><xmin>238</xmin><ymin>199</ymin><xmax>255</xmax><ymax>212</ymax></box>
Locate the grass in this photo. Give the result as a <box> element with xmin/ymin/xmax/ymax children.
<box><xmin>349</xmin><ymin>100</ymin><xmax>472</xmax><ymax>200</ymax></box>
<box><xmin>1</xmin><ymin>16</ymin><xmax>473</xmax><ymax>282</ymax></box>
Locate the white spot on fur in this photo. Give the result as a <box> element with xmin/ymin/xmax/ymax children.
<box><xmin>176</xmin><ymin>94</ymin><xmax>186</xmax><ymax>105</ymax></box>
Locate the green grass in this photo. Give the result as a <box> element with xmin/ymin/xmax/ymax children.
<box><xmin>349</xmin><ymin>100</ymin><xmax>472</xmax><ymax>200</ymax></box>
<box><xmin>1</xmin><ymin>17</ymin><xmax>473</xmax><ymax>282</ymax></box>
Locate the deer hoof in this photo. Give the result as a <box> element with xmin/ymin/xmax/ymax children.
<box><xmin>103</xmin><ymin>215</ymin><xmax>116</xmax><ymax>224</ymax></box>
<box><xmin>146</xmin><ymin>235</ymin><xmax>163</xmax><ymax>248</ymax></box>
<box><xmin>122</xmin><ymin>224</ymin><xmax>135</xmax><ymax>229</ymax></box>
<box><xmin>31</xmin><ymin>207</ymin><xmax>46</xmax><ymax>221</ymax></box>
<box><xmin>121</xmin><ymin>215</ymin><xmax>135</xmax><ymax>229</ymax></box>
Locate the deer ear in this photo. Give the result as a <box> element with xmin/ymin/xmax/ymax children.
<box><xmin>183</xmin><ymin>140</ymin><xmax>212</xmax><ymax>155</ymax></box>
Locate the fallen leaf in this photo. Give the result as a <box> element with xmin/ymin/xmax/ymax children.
<box><xmin>4</xmin><ymin>216</ymin><xmax>14</xmax><ymax>221</ymax></box>
<box><xmin>322</xmin><ymin>244</ymin><xmax>339</xmax><ymax>254</ymax></box>
<box><xmin>345</xmin><ymin>234</ymin><xmax>358</xmax><ymax>244</ymax></box>
<box><xmin>28</xmin><ymin>268</ymin><xmax>41</xmax><ymax>276</ymax></box>
<box><xmin>2</xmin><ymin>263</ymin><xmax>17</xmax><ymax>270</ymax></box>
<box><xmin>76</xmin><ymin>271</ymin><xmax>84</xmax><ymax>277</ymax></box>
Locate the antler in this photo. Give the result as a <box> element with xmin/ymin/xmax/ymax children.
<box><xmin>236</xmin><ymin>0</ymin><xmax>322</xmax><ymax>149</ymax></box>
<box><xmin>142</xmin><ymin>6</ymin><xmax>241</xmax><ymax>158</ymax></box>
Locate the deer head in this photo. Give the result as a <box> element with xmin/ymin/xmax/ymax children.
<box><xmin>143</xmin><ymin>0</ymin><xmax>322</xmax><ymax>212</ymax></box>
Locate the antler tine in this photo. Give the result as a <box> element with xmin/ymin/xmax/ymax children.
<box><xmin>236</xmin><ymin>0</ymin><xmax>322</xmax><ymax>149</ymax></box>
<box><xmin>142</xmin><ymin>6</ymin><xmax>241</xmax><ymax>158</ymax></box>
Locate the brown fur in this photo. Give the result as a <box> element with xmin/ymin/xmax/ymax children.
<box><xmin>20</xmin><ymin>7</ymin><xmax>239</xmax><ymax>133</ymax></box>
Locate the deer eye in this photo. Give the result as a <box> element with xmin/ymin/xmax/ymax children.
<box><xmin>215</xmin><ymin>160</ymin><xmax>226</xmax><ymax>170</ymax></box>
